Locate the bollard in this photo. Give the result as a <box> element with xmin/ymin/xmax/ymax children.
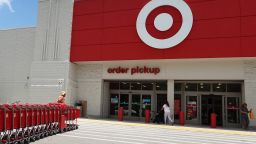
<box><xmin>211</xmin><ymin>113</ymin><xmax>216</xmax><ymax>128</ymax></box>
<box><xmin>118</xmin><ymin>107</ymin><xmax>124</xmax><ymax>121</ymax></box>
<box><xmin>145</xmin><ymin>109</ymin><xmax>151</xmax><ymax>123</ymax></box>
<box><xmin>179</xmin><ymin>111</ymin><xmax>185</xmax><ymax>126</ymax></box>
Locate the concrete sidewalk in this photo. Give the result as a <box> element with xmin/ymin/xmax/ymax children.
<box><xmin>79</xmin><ymin>118</ymin><xmax>256</xmax><ymax>136</ymax></box>
<box><xmin>33</xmin><ymin>118</ymin><xmax>256</xmax><ymax>144</ymax></box>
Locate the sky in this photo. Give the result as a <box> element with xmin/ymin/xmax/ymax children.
<box><xmin>0</xmin><ymin>0</ymin><xmax>37</xmax><ymax>30</ymax></box>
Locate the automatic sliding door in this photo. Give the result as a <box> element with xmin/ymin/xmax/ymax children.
<box><xmin>224</xmin><ymin>96</ymin><xmax>240</xmax><ymax>128</ymax></box>
<box><xmin>186</xmin><ymin>95</ymin><xmax>198</xmax><ymax>122</ymax></box>
<box><xmin>131</xmin><ymin>94</ymin><xmax>141</xmax><ymax>117</ymax></box>
<box><xmin>142</xmin><ymin>94</ymin><xmax>151</xmax><ymax>117</ymax></box>
<box><xmin>120</xmin><ymin>94</ymin><xmax>129</xmax><ymax>116</ymax></box>
<box><xmin>110</xmin><ymin>94</ymin><xmax>119</xmax><ymax>116</ymax></box>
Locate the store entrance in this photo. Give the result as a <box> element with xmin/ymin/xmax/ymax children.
<box><xmin>110</xmin><ymin>93</ymin><xmax>152</xmax><ymax>120</ymax></box>
<box><xmin>108</xmin><ymin>81</ymin><xmax>167</xmax><ymax>121</ymax></box>
<box><xmin>201</xmin><ymin>95</ymin><xmax>223</xmax><ymax>126</ymax></box>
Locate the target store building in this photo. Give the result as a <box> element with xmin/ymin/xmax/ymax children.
<box><xmin>1</xmin><ymin>0</ymin><xmax>256</xmax><ymax>128</ymax></box>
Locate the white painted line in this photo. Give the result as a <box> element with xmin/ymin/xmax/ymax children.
<box><xmin>59</xmin><ymin>134</ymin><xmax>145</xmax><ymax>144</ymax></box>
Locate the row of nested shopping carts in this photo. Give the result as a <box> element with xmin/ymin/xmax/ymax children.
<box><xmin>0</xmin><ymin>103</ymin><xmax>80</xmax><ymax>144</ymax></box>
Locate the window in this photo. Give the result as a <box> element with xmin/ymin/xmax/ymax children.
<box><xmin>174</xmin><ymin>94</ymin><xmax>181</xmax><ymax>120</ymax></box>
<box><xmin>213</xmin><ymin>83</ymin><xmax>226</xmax><ymax>92</ymax></box>
<box><xmin>227</xmin><ymin>83</ymin><xmax>241</xmax><ymax>92</ymax></box>
<box><xmin>110</xmin><ymin>82</ymin><xmax>119</xmax><ymax>90</ymax></box>
<box><xmin>131</xmin><ymin>82</ymin><xmax>142</xmax><ymax>90</ymax></box>
<box><xmin>120</xmin><ymin>82</ymin><xmax>130</xmax><ymax>90</ymax></box>
<box><xmin>198</xmin><ymin>83</ymin><xmax>210</xmax><ymax>92</ymax></box>
<box><xmin>186</xmin><ymin>96</ymin><xmax>197</xmax><ymax>120</ymax></box>
<box><xmin>185</xmin><ymin>83</ymin><xmax>197</xmax><ymax>91</ymax></box>
<box><xmin>156</xmin><ymin>82</ymin><xmax>167</xmax><ymax>91</ymax></box>
<box><xmin>142</xmin><ymin>82</ymin><xmax>153</xmax><ymax>90</ymax></box>
<box><xmin>174</xmin><ymin>83</ymin><xmax>182</xmax><ymax>91</ymax></box>
<box><xmin>110</xmin><ymin>94</ymin><xmax>119</xmax><ymax>115</ymax></box>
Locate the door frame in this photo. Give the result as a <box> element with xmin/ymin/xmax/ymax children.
<box><xmin>185</xmin><ymin>92</ymin><xmax>200</xmax><ymax>124</ymax></box>
<box><xmin>200</xmin><ymin>94</ymin><xmax>223</xmax><ymax>126</ymax></box>
<box><xmin>111</xmin><ymin>91</ymin><xmax>154</xmax><ymax>120</ymax></box>
<box><xmin>223</xmin><ymin>93</ymin><xmax>241</xmax><ymax>128</ymax></box>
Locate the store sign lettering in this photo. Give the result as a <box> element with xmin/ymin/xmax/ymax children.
<box><xmin>107</xmin><ymin>66</ymin><xmax>160</xmax><ymax>75</ymax></box>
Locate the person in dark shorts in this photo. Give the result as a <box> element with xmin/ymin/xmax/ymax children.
<box><xmin>240</xmin><ymin>103</ymin><xmax>252</xmax><ymax>130</ymax></box>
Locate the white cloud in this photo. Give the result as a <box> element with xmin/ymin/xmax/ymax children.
<box><xmin>0</xmin><ymin>0</ymin><xmax>15</xmax><ymax>13</ymax></box>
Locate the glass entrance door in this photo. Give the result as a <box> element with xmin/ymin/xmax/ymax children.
<box><xmin>131</xmin><ymin>94</ymin><xmax>141</xmax><ymax>117</ymax></box>
<box><xmin>120</xmin><ymin>94</ymin><xmax>129</xmax><ymax>116</ymax></box>
<box><xmin>131</xmin><ymin>93</ymin><xmax>152</xmax><ymax>119</ymax></box>
<box><xmin>201</xmin><ymin>95</ymin><xmax>223</xmax><ymax>126</ymax></box>
<box><xmin>185</xmin><ymin>95</ymin><xmax>199</xmax><ymax>123</ymax></box>
<box><xmin>224</xmin><ymin>96</ymin><xmax>240</xmax><ymax>128</ymax></box>
<box><xmin>141</xmin><ymin>94</ymin><xmax>152</xmax><ymax>117</ymax></box>
<box><xmin>111</xmin><ymin>93</ymin><xmax>152</xmax><ymax>120</ymax></box>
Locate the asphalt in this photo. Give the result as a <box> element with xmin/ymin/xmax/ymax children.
<box><xmin>33</xmin><ymin>119</ymin><xmax>256</xmax><ymax>144</ymax></box>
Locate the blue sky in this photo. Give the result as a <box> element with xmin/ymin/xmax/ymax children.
<box><xmin>0</xmin><ymin>0</ymin><xmax>37</xmax><ymax>30</ymax></box>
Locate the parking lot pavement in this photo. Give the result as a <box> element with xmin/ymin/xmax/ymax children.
<box><xmin>34</xmin><ymin>119</ymin><xmax>256</xmax><ymax>144</ymax></box>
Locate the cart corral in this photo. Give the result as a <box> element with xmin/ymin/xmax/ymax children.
<box><xmin>0</xmin><ymin>103</ymin><xmax>80</xmax><ymax>144</ymax></box>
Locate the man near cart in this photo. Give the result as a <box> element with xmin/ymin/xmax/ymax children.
<box><xmin>57</xmin><ymin>91</ymin><xmax>66</xmax><ymax>103</ymax></box>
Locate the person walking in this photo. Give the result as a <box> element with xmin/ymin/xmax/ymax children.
<box><xmin>240</xmin><ymin>102</ymin><xmax>252</xmax><ymax>130</ymax></box>
<box><xmin>162</xmin><ymin>101</ymin><xmax>174</xmax><ymax>125</ymax></box>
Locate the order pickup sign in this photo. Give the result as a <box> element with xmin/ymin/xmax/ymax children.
<box><xmin>108</xmin><ymin>66</ymin><xmax>160</xmax><ymax>75</ymax></box>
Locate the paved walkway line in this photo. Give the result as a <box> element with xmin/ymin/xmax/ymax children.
<box><xmin>77</xmin><ymin>119</ymin><xmax>256</xmax><ymax>136</ymax></box>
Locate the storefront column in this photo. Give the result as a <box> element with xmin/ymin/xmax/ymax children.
<box><xmin>167</xmin><ymin>80</ymin><xmax>175</xmax><ymax>116</ymax></box>
<box><xmin>101</xmin><ymin>82</ymin><xmax>110</xmax><ymax>118</ymax></box>
<box><xmin>244</xmin><ymin>60</ymin><xmax>256</xmax><ymax>127</ymax></box>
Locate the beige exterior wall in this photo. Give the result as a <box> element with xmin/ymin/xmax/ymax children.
<box><xmin>0</xmin><ymin>28</ymin><xmax>35</xmax><ymax>104</ymax></box>
<box><xmin>75</xmin><ymin>58</ymin><xmax>253</xmax><ymax>119</ymax></box>
<box><xmin>244</xmin><ymin>60</ymin><xmax>256</xmax><ymax>126</ymax></box>
<box><xmin>28</xmin><ymin>0</ymin><xmax>75</xmax><ymax>105</ymax></box>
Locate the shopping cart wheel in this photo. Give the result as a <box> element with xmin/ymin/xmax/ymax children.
<box><xmin>35</xmin><ymin>135</ymin><xmax>40</xmax><ymax>140</ymax></box>
<box><xmin>30</xmin><ymin>136</ymin><xmax>35</xmax><ymax>142</ymax></box>
<box><xmin>39</xmin><ymin>133</ymin><xmax>44</xmax><ymax>139</ymax></box>
<box><xmin>19</xmin><ymin>140</ymin><xmax>25</xmax><ymax>144</ymax></box>
<box><xmin>24</xmin><ymin>138</ymin><xmax>30</xmax><ymax>144</ymax></box>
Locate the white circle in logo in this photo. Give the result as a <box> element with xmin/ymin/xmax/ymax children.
<box><xmin>136</xmin><ymin>0</ymin><xmax>193</xmax><ymax>49</ymax></box>
<box><xmin>154</xmin><ymin>13</ymin><xmax>173</xmax><ymax>31</ymax></box>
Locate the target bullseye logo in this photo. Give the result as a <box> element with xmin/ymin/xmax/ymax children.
<box><xmin>136</xmin><ymin>0</ymin><xmax>193</xmax><ymax>49</ymax></box>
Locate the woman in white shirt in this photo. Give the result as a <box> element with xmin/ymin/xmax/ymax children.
<box><xmin>162</xmin><ymin>101</ymin><xmax>174</xmax><ymax>125</ymax></box>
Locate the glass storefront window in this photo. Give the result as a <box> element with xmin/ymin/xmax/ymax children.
<box><xmin>157</xmin><ymin>94</ymin><xmax>167</xmax><ymax>112</ymax></box>
<box><xmin>185</xmin><ymin>83</ymin><xmax>197</xmax><ymax>91</ymax></box>
<box><xmin>131</xmin><ymin>82</ymin><xmax>142</xmax><ymax>90</ymax></box>
<box><xmin>110</xmin><ymin>94</ymin><xmax>119</xmax><ymax>115</ymax></box>
<box><xmin>142</xmin><ymin>94</ymin><xmax>151</xmax><ymax>117</ymax></box>
<box><xmin>226</xmin><ymin>97</ymin><xmax>240</xmax><ymax>124</ymax></box>
<box><xmin>120</xmin><ymin>82</ymin><xmax>130</xmax><ymax>90</ymax></box>
<box><xmin>174</xmin><ymin>83</ymin><xmax>182</xmax><ymax>91</ymax></box>
<box><xmin>227</xmin><ymin>84</ymin><xmax>241</xmax><ymax>92</ymax></box>
<box><xmin>186</xmin><ymin>96</ymin><xmax>197</xmax><ymax>120</ymax></box>
<box><xmin>156</xmin><ymin>82</ymin><xmax>167</xmax><ymax>91</ymax></box>
<box><xmin>110</xmin><ymin>82</ymin><xmax>119</xmax><ymax>90</ymax></box>
<box><xmin>198</xmin><ymin>83</ymin><xmax>210</xmax><ymax>92</ymax></box>
<box><xmin>131</xmin><ymin>94</ymin><xmax>141</xmax><ymax>117</ymax></box>
<box><xmin>213</xmin><ymin>83</ymin><xmax>226</xmax><ymax>92</ymax></box>
<box><xmin>142</xmin><ymin>82</ymin><xmax>153</xmax><ymax>90</ymax></box>
<box><xmin>120</xmin><ymin>94</ymin><xmax>129</xmax><ymax>116</ymax></box>
<box><xmin>174</xmin><ymin>94</ymin><xmax>181</xmax><ymax>120</ymax></box>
